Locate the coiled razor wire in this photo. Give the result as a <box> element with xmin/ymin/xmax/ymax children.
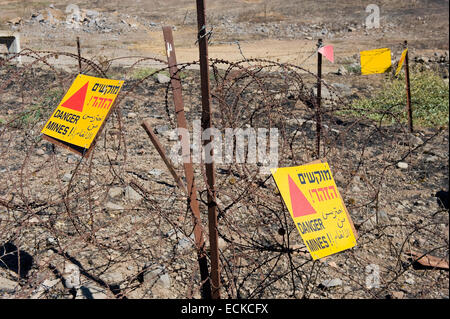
<box><xmin>0</xmin><ymin>50</ymin><xmax>448</xmax><ymax>299</ymax></box>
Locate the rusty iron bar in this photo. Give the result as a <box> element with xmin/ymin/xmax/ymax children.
<box><xmin>195</xmin><ymin>0</ymin><xmax>221</xmax><ymax>300</ymax></box>
<box><xmin>316</xmin><ymin>38</ymin><xmax>323</xmax><ymax>159</ymax></box>
<box><xmin>404</xmin><ymin>40</ymin><xmax>413</xmax><ymax>133</ymax></box>
<box><xmin>141</xmin><ymin>120</ymin><xmax>187</xmax><ymax>194</ymax></box>
<box><xmin>76</xmin><ymin>36</ymin><xmax>82</xmax><ymax>74</ymax></box>
<box><xmin>162</xmin><ymin>25</ymin><xmax>212</xmax><ymax>299</ymax></box>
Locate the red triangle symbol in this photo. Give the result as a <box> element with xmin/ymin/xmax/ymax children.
<box><xmin>288</xmin><ymin>175</ymin><xmax>317</xmax><ymax>218</ymax></box>
<box><xmin>61</xmin><ymin>81</ymin><xmax>89</xmax><ymax>112</ymax></box>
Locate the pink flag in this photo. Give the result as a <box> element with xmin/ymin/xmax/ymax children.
<box><xmin>318</xmin><ymin>45</ymin><xmax>334</xmax><ymax>63</ymax></box>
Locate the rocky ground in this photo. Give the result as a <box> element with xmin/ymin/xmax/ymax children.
<box><xmin>0</xmin><ymin>0</ymin><xmax>448</xmax><ymax>299</ymax></box>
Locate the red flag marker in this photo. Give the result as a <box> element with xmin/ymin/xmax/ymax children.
<box><xmin>318</xmin><ymin>45</ymin><xmax>334</xmax><ymax>63</ymax></box>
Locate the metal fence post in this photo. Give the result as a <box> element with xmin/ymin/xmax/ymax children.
<box><xmin>195</xmin><ymin>0</ymin><xmax>221</xmax><ymax>300</ymax></box>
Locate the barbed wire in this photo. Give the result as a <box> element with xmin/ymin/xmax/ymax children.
<box><xmin>0</xmin><ymin>50</ymin><xmax>448</xmax><ymax>299</ymax></box>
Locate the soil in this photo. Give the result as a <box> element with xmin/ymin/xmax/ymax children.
<box><xmin>0</xmin><ymin>0</ymin><xmax>448</xmax><ymax>300</ymax></box>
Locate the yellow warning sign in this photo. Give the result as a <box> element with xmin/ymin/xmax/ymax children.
<box><xmin>41</xmin><ymin>74</ymin><xmax>123</xmax><ymax>150</ymax></box>
<box><xmin>271</xmin><ymin>160</ymin><xmax>357</xmax><ymax>260</ymax></box>
<box><xmin>360</xmin><ymin>48</ymin><xmax>392</xmax><ymax>75</ymax></box>
<box><xmin>395</xmin><ymin>48</ymin><xmax>408</xmax><ymax>76</ymax></box>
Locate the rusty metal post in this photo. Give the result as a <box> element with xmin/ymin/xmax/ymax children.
<box><xmin>76</xmin><ymin>36</ymin><xmax>82</xmax><ymax>74</ymax></box>
<box><xmin>195</xmin><ymin>0</ymin><xmax>221</xmax><ymax>299</ymax></box>
<box><xmin>316</xmin><ymin>38</ymin><xmax>323</xmax><ymax>159</ymax></box>
<box><xmin>162</xmin><ymin>26</ymin><xmax>212</xmax><ymax>299</ymax></box>
<box><xmin>404</xmin><ymin>40</ymin><xmax>413</xmax><ymax>133</ymax></box>
<box><xmin>141</xmin><ymin>120</ymin><xmax>187</xmax><ymax>194</ymax></box>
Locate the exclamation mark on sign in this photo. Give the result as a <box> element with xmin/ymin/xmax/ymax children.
<box><xmin>309</xmin><ymin>190</ymin><xmax>315</xmax><ymax>203</ymax></box>
<box><xmin>327</xmin><ymin>233</ymin><xmax>334</xmax><ymax>247</ymax></box>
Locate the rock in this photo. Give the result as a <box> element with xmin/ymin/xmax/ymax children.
<box><xmin>41</xmin><ymin>278</ymin><xmax>59</xmax><ymax>291</ymax></box>
<box><xmin>392</xmin><ymin>291</ymin><xmax>405</xmax><ymax>299</ymax></box>
<box><xmin>156</xmin><ymin>74</ymin><xmax>171</xmax><ymax>84</ymax></box>
<box><xmin>67</xmin><ymin>154</ymin><xmax>79</xmax><ymax>164</ymax></box>
<box><xmin>320</xmin><ymin>278</ymin><xmax>342</xmax><ymax>288</ymax></box>
<box><xmin>85</xmin><ymin>10</ymin><xmax>99</xmax><ymax>19</ymax></box>
<box><xmin>0</xmin><ymin>276</ymin><xmax>18</xmax><ymax>293</ymax></box>
<box><xmin>425</xmin><ymin>156</ymin><xmax>438</xmax><ymax>162</ymax></box>
<box><xmin>313</xmin><ymin>85</ymin><xmax>332</xmax><ymax>99</ymax></box>
<box><xmin>63</xmin><ymin>263</ymin><xmax>81</xmax><ymax>289</ymax></box>
<box><xmin>370</xmin><ymin>210</ymin><xmax>389</xmax><ymax>224</ymax></box>
<box><xmin>149</xmin><ymin>169</ymin><xmax>163</xmax><ymax>176</ymax></box>
<box><xmin>144</xmin><ymin>267</ymin><xmax>171</xmax><ymax>289</ymax></box>
<box><xmin>408</xmin><ymin>134</ymin><xmax>424</xmax><ymax>146</ymax></box>
<box><xmin>155</xmin><ymin>125</ymin><xmax>170</xmax><ymax>135</ymax></box>
<box><xmin>36</xmin><ymin>149</ymin><xmax>46</xmax><ymax>155</ymax></box>
<box><xmin>405</xmin><ymin>277</ymin><xmax>415</xmax><ymax>285</ymax></box>
<box><xmin>61</xmin><ymin>173</ymin><xmax>73</xmax><ymax>182</ymax></box>
<box><xmin>33</xmin><ymin>14</ymin><xmax>45</xmax><ymax>22</ymax></box>
<box><xmin>127</xmin><ymin>112</ymin><xmax>137</xmax><ymax>119</ymax></box>
<box><xmin>163</xmin><ymin>130</ymin><xmax>179</xmax><ymax>141</ymax></box>
<box><xmin>218</xmin><ymin>237</ymin><xmax>228</xmax><ymax>250</ymax></box>
<box><xmin>177</xmin><ymin>237</ymin><xmax>194</xmax><ymax>251</ymax></box>
<box><xmin>397</xmin><ymin>162</ymin><xmax>408</xmax><ymax>169</ymax></box>
<box><xmin>125</xmin><ymin>186</ymin><xmax>143</xmax><ymax>201</ymax></box>
<box><xmin>108</xmin><ymin>187</ymin><xmax>123</xmax><ymax>198</ymax></box>
<box><xmin>105</xmin><ymin>202</ymin><xmax>124</xmax><ymax>210</ymax></box>
<box><xmin>379</xmin><ymin>210</ymin><xmax>389</xmax><ymax>221</ymax></box>
<box><xmin>7</xmin><ymin>17</ymin><xmax>22</xmax><ymax>25</ymax></box>
<box><xmin>331</xmin><ymin>83</ymin><xmax>352</xmax><ymax>96</ymax></box>
<box><xmin>336</xmin><ymin>66</ymin><xmax>348</xmax><ymax>76</ymax></box>
<box><xmin>103</xmin><ymin>272</ymin><xmax>123</xmax><ymax>284</ymax></box>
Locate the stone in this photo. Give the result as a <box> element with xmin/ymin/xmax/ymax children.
<box><xmin>0</xmin><ymin>276</ymin><xmax>18</xmax><ymax>293</ymax></box>
<box><xmin>392</xmin><ymin>291</ymin><xmax>405</xmax><ymax>299</ymax></box>
<box><xmin>425</xmin><ymin>156</ymin><xmax>438</xmax><ymax>163</ymax></box>
<box><xmin>320</xmin><ymin>278</ymin><xmax>342</xmax><ymax>288</ymax></box>
<box><xmin>156</xmin><ymin>74</ymin><xmax>171</xmax><ymax>84</ymax></box>
<box><xmin>405</xmin><ymin>277</ymin><xmax>415</xmax><ymax>285</ymax></box>
<box><xmin>155</xmin><ymin>125</ymin><xmax>170</xmax><ymax>135</ymax></box>
<box><xmin>36</xmin><ymin>149</ymin><xmax>46</xmax><ymax>155</ymax></box>
<box><xmin>125</xmin><ymin>186</ymin><xmax>143</xmax><ymax>201</ymax></box>
<box><xmin>33</xmin><ymin>14</ymin><xmax>45</xmax><ymax>22</ymax></box>
<box><xmin>63</xmin><ymin>263</ymin><xmax>81</xmax><ymax>289</ymax></box>
<box><xmin>397</xmin><ymin>162</ymin><xmax>408</xmax><ymax>169</ymax></box>
<box><xmin>218</xmin><ymin>237</ymin><xmax>227</xmax><ymax>250</ymax></box>
<box><xmin>144</xmin><ymin>267</ymin><xmax>171</xmax><ymax>289</ymax></box>
<box><xmin>67</xmin><ymin>154</ymin><xmax>79</xmax><ymax>164</ymax></box>
<box><xmin>7</xmin><ymin>17</ymin><xmax>22</xmax><ymax>25</ymax></box>
<box><xmin>105</xmin><ymin>202</ymin><xmax>124</xmax><ymax>210</ymax></box>
<box><xmin>108</xmin><ymin>187</ymin><xmax>123</xmax><ymax>198</ymax></box>
<box><xmin>336</xmin><ymin>66</ymin><xmax>348</xmax><ymax>75</ymax></box>
<box><xmin>103</xmin><ymin>272</ymin><xmax>123</xmax><ymax>284</ymax></box>
<box><xmin>127</xmin><ymin>112</ymin><xmax>137</xmax><ymax>119</ymax></box>
<box><xmin>149</xmin><ymin>169</ymin><xmax>163</xmax><ymax>176</ymax></box>
<box><xmin>85</xmin><ymin>10</ymin><xmax>99</xmax><ymax>19</ymax></box>
<box><xmin>61</xmin><ymin>173</ymin><xmax>73</xmax><ymax>182</ymax></box>
<box><xmin>369</xmin><ymin>210</ymin><xmax>389</xmax><ymax>224</ymax></box>
<box><xmin>331</xmin><ymin>83</ymin><xmax>352</xmax><ymax>96</ymax></box>
<box><xmin>408</xmin><ymin>134</ymin><xmax>424</xmax><ymax>147</ymax></box>
<box><xmin>177</xmin><ymin>237</ymin><xmax>193</xmax><ymax>251</ymax></box>
<box><xmin>163</xmin><ymin>130</ymin><xmax>179</xmax><ymax>141</ymax></box>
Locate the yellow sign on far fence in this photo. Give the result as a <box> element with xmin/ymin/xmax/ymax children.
<box><xmin>271</xmin><ymin>160</ymin><xmax>357</xmax><ymax>260</ymax></box>
<box><xmin>41</xmin><ymin>74</ymin><xmax>123</xmax><ymax>152</ymax></box>
<box><xmin>360</xmin><ymin>48</ymin><xmax>392</xmax><ymax>75</ymax></box>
